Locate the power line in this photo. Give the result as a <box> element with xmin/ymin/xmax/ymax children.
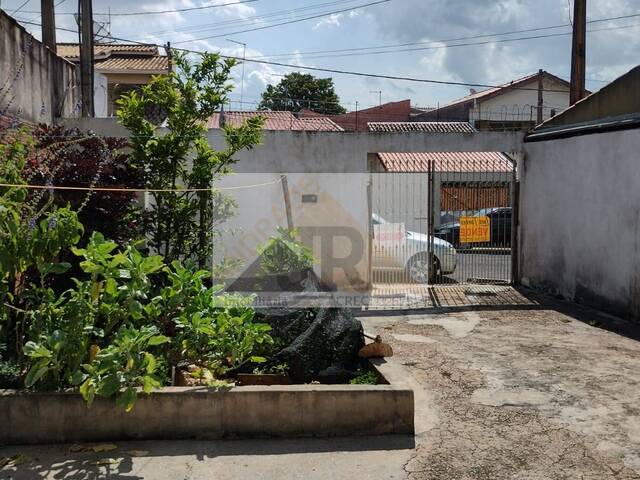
<box><xmin>251</xmin><ymin>11</ymin><xmax>640</xmax><ymax>60</ymax></box>
<box><xmin>172</xmin><ymin>0</ymin><xmax>392</xmax><ymax>44</ymax></box>
<box><xmin>10</xmin><ymin>0</ymin><xmax>32</xmax><ymax>15</ymax></box>
<box><xmin>136</xmin><ymin>0</ymin><xmax>360</xmax><ymax>38</ymax></box>
<box><xmin>18</xmin><ymin>0</ymin><xmax>261</xmax><ymax>16</ymax></box>
<box><xmin>15</xmin><ymin>20</ymin><xmax>621</xmax><ymax>92</ymax></box>
<box><xmin>252</xmin><ymin>22</ymin><xmax>640</xmax><ymax>61</ymax></box>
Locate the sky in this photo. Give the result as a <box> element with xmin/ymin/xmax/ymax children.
<box><xmin>3</xmin><ymin>0</ymin><xmax>640</xmax><ymax>112</ymax></box>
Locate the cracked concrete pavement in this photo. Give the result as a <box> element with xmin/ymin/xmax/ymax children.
<box><xmin>2</xmin><ymin>291</ymin><xmax>640</xmax><ymax>479</ymax></box>
<box><xmin>362</xmin><ymin>294</ymin><xmax>640</xmax><ymax>480</ymax></box>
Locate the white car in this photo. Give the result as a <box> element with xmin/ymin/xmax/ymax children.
<box><xmin>372</xmin><ymin>214</ymin><xmax>457</xmax><ymax>283</ymax></box>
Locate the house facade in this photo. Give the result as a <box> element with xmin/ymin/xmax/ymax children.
<box><xmin>413</xmin><ymin>71</ymin><xmax>575</xmax><ymax>131</ymax></box>
<box><xmin>57</xmin><ymin>43</ymin><xmax>169</xmax><ymax>117</ymax></box>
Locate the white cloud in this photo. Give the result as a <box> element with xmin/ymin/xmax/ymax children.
<box><xmin>313</xmin><ymin>14</ymin><xmax>344</xmax><ymax>30</ymax></box>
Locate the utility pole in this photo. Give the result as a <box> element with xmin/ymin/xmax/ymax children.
<box><xmin>570</xmin><ymin>0</ymin><xmax>587</xmax><ymax>105</ymax></box>
<box><xmin>79</xmin><ymin>0</ymin><xmax>95</xmax><ymax>117</ymax></box>
<box><xmin>537</xmin><ymin>69</ymin><xmax>544</xmax><ymax>124</ymax></box>
<box><xmin>41</xmin><ymin>0</ymin><xmax>56</xmax><ymax>53</ymax></box>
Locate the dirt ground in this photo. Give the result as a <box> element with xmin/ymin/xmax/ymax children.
<box><xmin>360</xmin><ymin>291</ymin><xmax>640</xmax><ymax>480</ymax></box>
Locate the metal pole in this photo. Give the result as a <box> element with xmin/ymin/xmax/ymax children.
<box><xmin>79</xmin><ymin>0</ymin><xmax>94</xmax><ymax>117</ymax></box>
<box><xmin>570</xmin><ymin>0</ymin><xmax>587</xmax><ymax>105</ymax></box>
<box><xmin>41</xmin><ymin>0</ymin><xmax>56</xmax><ymax>52</ymax></box>
<box><xmin>537</xmin><ymin>69</ymin><xmax>544</xmax><ymax>124</ymax></box>
<box><xmin>281</xmin><ymin>175</ymin><xmax>294</xmax><ymax>231</ymax></box>
<box><xmin>165</xmin><ymin>41</ymin><xmax>172</xmax><ymax>73</ymax></box>
<box><xmin>226</xmin><ymin>39</ymin><xmax>246</xmax><ymax>109</ymax></box>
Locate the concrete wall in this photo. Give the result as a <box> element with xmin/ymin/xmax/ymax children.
<box><xmin>0</xmin><ymin>359</ymin><xmax>414</xmax><ymax>444</ymax></box>
<box><xmin>541</xmin><ymin>66</ymin><xmax>640</xmax><ymax>128</ymax></box>
<box><xmin>520</xmin><ymin>128</ymin><xmax>640</xmax><ymax>319</ymax></box>
<box><xmin>0</xmin><ymin>10</ymin><xmax>79</xmax><ymax>123</ymax></box>
<box><xmin>61</xmin><ymin>118</ymin><xmax>523</xmax><ymax>288</ymax></box>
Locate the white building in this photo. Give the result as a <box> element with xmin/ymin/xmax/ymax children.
<box><xmin>413</xmin><ymin>71</ymin><xmax>576</xmax><ymax>131</ymax></box>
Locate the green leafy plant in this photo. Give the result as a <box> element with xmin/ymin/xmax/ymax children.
<box><xmin>0</xmin><ymin>130</ymin><xmax>84</xmax><ymax>357</ymax></box>
<box><xmin>79</xmin><ymin>326</ymin><xmax>169</xmax><ymax>412</ymax></box>
<box><xmin>349</xmin><ymin>370</ymin><xmax>378</xmax><ymax>385</ymax></box>
<box><xmin>117</xmin><ymin>51</ymin><xmax>264</xmax><ymax>267</ymax></box>
<box><xmin>253</xmin><ymin>363</ymin><xmax>288</xmax><ymax>375</ymax></box>
<box><xmin>257</xmin><ymin>227</ymin><xmax>315</xmax><ymax>274</ymax></box>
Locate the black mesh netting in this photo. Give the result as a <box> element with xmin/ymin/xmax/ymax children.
<box><xmin>230</xmin><ymin>269</ymin><xmax>365</xmax><ymax>384</ymax></box>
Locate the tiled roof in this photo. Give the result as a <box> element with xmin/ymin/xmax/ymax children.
<box><xmin>56</xmin><ymin>43</ymin><xmax>167</xmax><ymax>73</ymax></box>
<box><xmin>96</xmin><ymin>56</ymin><xmax>169</xmax><ymax>72</ymax></box>
<box><xmin>56</xmin><ymin>43</ymin><xmax>159</xmax><ymax>59</ymax></box>
<box><xmin>207</xmin><ymin>111</ymin><xmax>344</xmax><ymax>131</ymax></box>
<box><xmin>368</xmin><ymin>122</ymin><xmax>475</xmax><ymax>133</ymax></box>
<box><xmin>377</xmin><ymin>152</ymin><xmax>513</xmax><ymax>173</ymax></box>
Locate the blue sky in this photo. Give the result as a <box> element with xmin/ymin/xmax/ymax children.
<box><xmin>5</xmin><ymin>0</ymin><xmax>639</xmax><ymax>111</ymax></box>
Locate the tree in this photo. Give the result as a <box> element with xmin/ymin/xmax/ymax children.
<box><xmin>117</xmin><ymin>51</ymin><xmax>264</xmax><ymax>268</ymax></box>
<box><xmin>258</xmin><ymin>72</ymin><xmax>346</xmax><ymax>115</ymax></box>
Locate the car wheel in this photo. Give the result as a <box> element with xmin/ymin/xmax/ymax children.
<box><xmin>407</xmin><ymin>253</ymin><xmax>440</xmax><ymax>284</ymax></box>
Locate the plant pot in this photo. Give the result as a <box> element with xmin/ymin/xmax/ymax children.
<box><xmin>235</xmin><ymin>373</ymin><xmax>291</xmax><ymax>386</ymax></box>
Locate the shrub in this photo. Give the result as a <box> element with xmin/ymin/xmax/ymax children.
<box><xmin>28</xmin><ymin>124</ymin><xmax>142</xmax><ymax>245</ymax></box>
<box><xmin>257</xmin><ymin>227</ymin><xmax>315</xmax><ymax>274</ymax></box>
<box><xmin>117</xmin><ymin>51</ymin><xmax>264</xmax><ymax>267</ymax></box>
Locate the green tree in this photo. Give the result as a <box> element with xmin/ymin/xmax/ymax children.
<box><xmin>258</xmin><ymin>72</ymin><xmax>346</xmax><ymax>115</ymax></box>
<box><xmin>117</xmin><ymin>51</ymin><xmax>264</xmax><ymax>268</ymax></box>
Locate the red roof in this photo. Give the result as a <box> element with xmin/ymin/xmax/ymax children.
<box><xmin>207</xmin><ymin>111</ymin><xmax>343</xmax><ymax>131</ymax></box>
<box><xmin>368</xmin><ymin>122</ymin><xmax>475</xmax><ymax>133</ymax></box>
<box><xmin>377</xmin><ymin>152</ymin><xmax>513</xmax><ymax>173</ymax></box>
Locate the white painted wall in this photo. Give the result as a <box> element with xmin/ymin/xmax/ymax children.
<box><xmin>60</xmin><ymin>118</ymin><xmax>524</xmax><ymax>289</ymax></box>
<box><xmin>470</xmin><ymin>77</ymin><xmax>570</xmax><ymax>123</ymax></box>
<box><xmin>94</xmin><ymin>73</ymin><xmax>109</xmax><ymax>118</ymax></box>
<box><xmin>520</xmin><ymin>128</ymin><xmax>640</xmax><ymax>319</ymax></box>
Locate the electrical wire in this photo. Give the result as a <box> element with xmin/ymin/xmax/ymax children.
<box><xmin>173</xmin><ymin>0</ymin><xmax>391</xmax><ymax>44</ymax></box>
<box><xmin>253</xmin><ymin>22</ymin><xmax>640</xmax><ymax>61</ymax></box>
<box><xmin>17</xmin><ymin>0</ymin><xmax>261</xmax><ymax>16</ymax></box>
<box><xmin>137</xmin><ymin>0</ymin><xmax>361</xmax><ymax>38</ymax></box>
<box><xmin>250</xmin><ymin>12</ymin><xmax>640</xmax><ymax>60</ymax></box>
<box><xmin>15</xmin><ymin>16</ymin><xmax>629</xmax><ymax>92</ymax></box>
<box><xmin>9</xmin><ymin>0</ymin><xmax>32</xmax><ymax>15</ymax></box>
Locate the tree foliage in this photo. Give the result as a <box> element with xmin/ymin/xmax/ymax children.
<box><xmin>258</xmin><ymin>72</ymin><xmax>346</xmax><ymax>115</ymax></box>
<box><xmin>117</xmin><ymin>51</ymin><xmax>264</xmax><ymax>267</ymax></box>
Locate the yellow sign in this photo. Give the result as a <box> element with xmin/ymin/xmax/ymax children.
<box><xmin>459</xmin><ymin>216</ymin><xmax>490</xmax><ymax>243</ymax></box>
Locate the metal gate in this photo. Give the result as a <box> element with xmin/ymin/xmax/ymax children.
<box><xmin>369</xmin><ymin>152</ymin><xmax>516</xmax><ymax>287</ymax></box>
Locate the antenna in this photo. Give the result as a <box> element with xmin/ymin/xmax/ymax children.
<box><xmin>369</xmin><ymin>90</ymin><xmax>382</xmax><ymax>107</ymax></box>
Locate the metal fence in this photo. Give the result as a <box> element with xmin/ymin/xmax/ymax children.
<box><xmin>369</xmin><ymin>153</ymin><xmax>516</xmax><ymax>286</ymax></box>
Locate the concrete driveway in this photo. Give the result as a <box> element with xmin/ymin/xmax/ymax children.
<box><xmin>360</xmin><ymin>293</ymin><xmax>640</xmax><ymax>479</ymax></box>
<box><xmin>2</xmin><ymin>291</ymin><xmax>640</xmax><ymax>479</ymax></box>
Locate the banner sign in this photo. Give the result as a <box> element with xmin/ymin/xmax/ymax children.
<box><xmin>459</xmin><ymin>216</ymin><xmax>490</xmax><ymax>243</ymax></box>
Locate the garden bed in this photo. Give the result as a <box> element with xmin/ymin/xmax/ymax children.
<box><xmin>0</xmin><ymin>359</ymin><xmax>413</xmax><ymax>445</ymax></box>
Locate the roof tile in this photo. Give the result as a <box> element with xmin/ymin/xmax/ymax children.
<box><xmin>377</xmin><ymin>152</ymin><xmax>512</xmax><ymax>172</ymax></box>
<box><xmin>207</xmin><ymin>111</ymin><xmax>343</xmax><ymax>131</ymax></box>
<box><xmin>368</xmin><ymin>122</ymin><xmax>475</xmax><ymax>133</ymax></box>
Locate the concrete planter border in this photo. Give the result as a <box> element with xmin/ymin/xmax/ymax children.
<box><xmin>0</xmin><ymin>359</ymin><xmax>413</xmax><ymax>445</ymax></box>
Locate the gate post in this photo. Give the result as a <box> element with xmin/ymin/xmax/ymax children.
<box><xmin>427</xmin><ymin>160</ymin><xmax>436</xmax><ymax>283</ymax></box>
